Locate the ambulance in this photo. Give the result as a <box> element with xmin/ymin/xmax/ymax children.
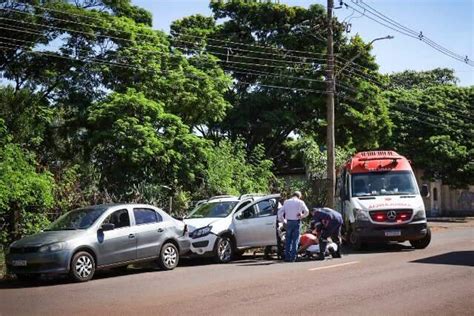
<box><xmin>335</xmin><ymin>151</ymin><xmax>431</xmax><ymax>250</ymax></box>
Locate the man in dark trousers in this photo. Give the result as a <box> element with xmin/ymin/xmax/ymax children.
<box><xmin>311</xmin><ymin>207</ymin><xmax>343</xmax><ymax>260</ymax></box>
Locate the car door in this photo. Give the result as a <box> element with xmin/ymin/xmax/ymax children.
<box><xmin>233</xmin><ymin>198</ymin><xmax>278</xmax><ymax>247</ymax></box>
<box><xmin>97</xmin><ymin>208</ymin><xmax>137</xmax><ymax>266</ymax></box>
<box><xmin>133</xmin><ymin>207</ymin><xmax>166</xmax><ymax>259</ymax></box>
<box><xmin>254</xmin><ymin>198</ymin><xmax>278</xmax><ymax>246</ymax></box>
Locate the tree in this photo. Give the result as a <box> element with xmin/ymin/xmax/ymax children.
<box><xmin>87</xmin><ymin>89</ymin><xmax>209</xmax><ymax>195</ymax></box>
<box><xmin>384</xmin><ymin>84</ymin><xmax>473</xmax><ymax>187</ymax></box>
<box><xmin>203</xmin><ymin>139</ymin><xmax>274</xmax><ymax>196</ymax></box>
<box><xmin>170</xmin><ymin>2</ymin><xmax>391</xmax><ymax>160</ymax></box>
<box><xmin>0</xmin><ymin>119</ymin><xmax>54</xmax><ymax>245</ymax></box>
<box><xmin>389</xmin><ymin>68</ymin><xmax>459</xmax><ymax>89</ymax></box>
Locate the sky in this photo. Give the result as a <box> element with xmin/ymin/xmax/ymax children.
<box><xmin>132</xmin><ymin>0</ymin><xmax>474</xmax><ymax>86</ymax></box>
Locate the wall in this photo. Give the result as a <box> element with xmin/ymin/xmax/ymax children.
<box><xmin>415</xmin><ymin>169</ymin><xmax>474</xmax><ymax>216</ymax></box>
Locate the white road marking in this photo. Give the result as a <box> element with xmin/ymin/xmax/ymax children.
<box><xmin>308</xmin><ymin>261</ymin><xmax>360</xmax><ymax>271</ymax></box>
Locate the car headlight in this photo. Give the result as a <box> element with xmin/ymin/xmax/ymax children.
<box><xmin>190</xmin><ymin>226</ymin><xmax>212</xmax><ymax>239</ymax></box>
<box><xmin>412</xmin><ymin>209</ymin><xmax>426</xmax><ymax>221</ymax></box>
<box><xmin>39</xmin><ymin>242</ymin><xmax>66</xmax><ymax>253</ymax></box>
<box><xmin>354</xmin><ymin>208</ymin><xmax>370</xmax><ymax>222</ymax></box>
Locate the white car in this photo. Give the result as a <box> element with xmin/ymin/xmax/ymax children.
<box><xmin>183</xmin><ymin>194</ymin><xmax>281</xmax><ymax>263</ymax></box>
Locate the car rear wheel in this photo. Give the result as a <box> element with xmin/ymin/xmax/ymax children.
<box><xmin>214</xmin><ymin>236</ymin><xmax>233</xmax><ymax>263</ymax></box>
<box><xmin>158</xmin><ymin>243</ymin><xmax>179</xmax><ymax>270</ymax></box>
<box><xmin>410</xmin><ymin>227</ymin><xmax>431</xmax><ymax>249</ymax></box>
<box><xmin>70</xmin><ymin>251</ymin><xmax>95</xmax><ymax>282</ymax></box>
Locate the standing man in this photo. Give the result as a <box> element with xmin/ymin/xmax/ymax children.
<box><xmin>277</xmin><ymin>191</ymin><xmax>309</xmax><ymax>262</ymax></box>
<box><xmin>311</xmin><ymin>207</ymin><xmax>342</xmax><ymax>260</ymax></box>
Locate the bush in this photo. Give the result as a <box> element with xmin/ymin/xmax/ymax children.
<box><xmin>0</xmin><ymin>142</ymin><xmax>54</xmax><ymax>247</ymax></box>
<box><xmin>203</xmin><ymin>139</ymin><xmax>274</xmax><ymax>196</ymax></box>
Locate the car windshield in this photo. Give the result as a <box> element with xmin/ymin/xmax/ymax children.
<box><xmin>187</xmin><ymin>201</ymin><xmax>237</xmax><ymax>218</ymax></box>
<box><xmin>352</xmin><ymin>171</ymin><xmax>418</xmax><ymax>197</ymax></box>
<box><xmin>46</xmin><ymin>207</ymin><xmax>108</xmax><ymax>230</ymax></box>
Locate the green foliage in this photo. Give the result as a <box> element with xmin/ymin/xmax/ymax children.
<box><xmin>279</xmin><ymin>137</ymin><xmax>354</xmax><ymax>206</ymax></box>
<box><xmin>0</xmin><ymin>87</ymin><xmax>54</xmax><ymax>152</ymax></box>
<box><xmin>389</xmin><ymin>68</ymin><xmax>458</xmax><ymax>89</ymax></box>
<box><xmin>204</xmin><ymin>139</ymin><xmax>274</xmax><ymax>196</ymax></box>
<box><xmin>172</xmin><ymin>2</ymin><xmax>390</xmax><ymax>158</ymax></box>
<box><xmin>0</xmin><ymin>135</ymin><xmax>54</xmax><ymax>245</ymax></box>
<box><xmin>385</xmin><ymin>84</ymin><xmax>473</xmax><ymax>187</ymax></box>
<box><xmin>87</xmin><ymin>89</ymin><xmax>209</xmax><ymax>193</ymax></box>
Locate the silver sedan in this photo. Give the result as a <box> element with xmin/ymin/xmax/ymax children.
<box><xmin>6</xmin><ymin>204</ymin><xmax>190</xmax><ymax>282</ymax></box>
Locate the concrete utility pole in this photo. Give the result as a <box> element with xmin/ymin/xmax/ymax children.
<box><xmin>326</xmin><ymin>0</ymin><xmax>336</xmax><ymax>208</ymax></box>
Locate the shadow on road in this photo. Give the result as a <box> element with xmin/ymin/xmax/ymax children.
<box><xmin>0</xmin><ymin>266</ymin><xmax>165</xmax><ymax>289</ymax></box>
<box><xmin>410</xmin><ymin>251</ymin><xmax>474</xmax><ymax>267</ymax></box>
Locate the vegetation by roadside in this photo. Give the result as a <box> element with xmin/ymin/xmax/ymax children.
<box><xmin>0</xmin><ymin>250</ymin><xmax>5</xmax><ymax>279</ymax></box>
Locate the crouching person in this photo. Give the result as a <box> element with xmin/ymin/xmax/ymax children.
<box><xmin>311</xmin><ymin>207</ymin><xmax>342</xmax><ymax>260</ymax></box>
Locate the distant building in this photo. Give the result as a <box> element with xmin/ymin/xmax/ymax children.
<box><xmin>414</xmin><ymin>169</ymin><xmax>474</xmax><ymax>217</ymax></box>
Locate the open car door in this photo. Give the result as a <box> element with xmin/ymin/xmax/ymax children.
<box><xmin>233</xmin><ymin>194</ymin><xmax>280</xmax><ymax>248</ymax></box>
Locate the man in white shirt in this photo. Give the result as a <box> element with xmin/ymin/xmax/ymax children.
<box><xmin>277</xmin><ymin>191</ymin><xmax>309</xmax><ymax>262</ymax></box>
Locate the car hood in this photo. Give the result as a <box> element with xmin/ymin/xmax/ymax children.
<box><xmin>183</xmin><ymin>218</ymin><xmax>222</xmax><ymax>231</ymax></box>
<box><xmin>354</xmin><ymin>195</ymin><xmax>423</xmax><ymax>211</ymax></box>
<box><xmin>10</xmin><ymin>230</ymin><xmax>85</xmax><ymax>248</ymax></box>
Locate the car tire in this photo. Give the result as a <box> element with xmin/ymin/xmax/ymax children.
<box><xmin>410</xmin><ymin>227</ymin><xmax>431</xmax><ymax>249</ymax></box>
<box><xmin>214</xmin><ymin>236</ymin><xmax>233</xmax><ymax>263</ymax></box>
<box><xmin>16</xmin><ymin>273</ymin><xmax>40</xmax><ymax>282</ymax></box>
<box><xmin>158</xmin><ymin>242</ymin><xmax>179</xmax><ymax>270</ymax></box>
<box><xmin>70</xmin><ymin>251</ymin><xmax>96</xmax><ymax>282</ymax></box>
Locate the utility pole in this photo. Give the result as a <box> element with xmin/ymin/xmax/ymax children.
<box><xmin>326</xmin><ymin>0</ymin><xmax>336</xmax><ymax>208</ymax></box>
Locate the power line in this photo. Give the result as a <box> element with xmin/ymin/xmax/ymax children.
<box><xmin>0</xmin><ymin>12</ymin><xmax>331</xmax><ymax>69</ymax></box>
<box><xmin>237</xmin><ymin>80</ymin><xmax>327</xmax><ymax>95</ymax></box>
<box><xmin>0</xmin><ymin>41</ymin><xmax>139</xmax><ymax>70</ymax></box>
<box><xmin>173</xmin><ymin>38</ymin><xmax>327</xmax><ymax>64</ymax></box>
<box><xmin>344</xmin><ymin>0</ymin><xmax>473</xmax><ymax>66</ymax></box>
<box><xmin>338</xmin><ymin>93</ymin><xmax>473</xmax><ymax>137</ymax></box>
<box><xmin>1</xmin><ymin>6</ymin><xmax>384</xmax><ymax>85</ymax></box>
<box><xmin>2</xmin><ymin>4</ymin><xmax>333</xmax><ymax>59</ymax></box>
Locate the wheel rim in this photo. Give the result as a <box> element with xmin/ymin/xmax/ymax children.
<box><xmin>75</xmin><ymin>255</ymin><xmax>93</xmax><ymax>279</ymax></box>
<box><xmin>163</xmin><ymin>245</ymin><xmax>177</xmax><ymax>268</ymax></box>
<box><xmin>218</xmin><ymin>238</ymin><xmax>232</xmax><ymax>261</ymax></box>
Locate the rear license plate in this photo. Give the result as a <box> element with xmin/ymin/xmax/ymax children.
<box><xmin>385</xmin><ymin>230</ymin><xmax>401</xmax><ymax>237</ymax></box>
<box><xmin>12</xmin><ymin>260</ymin><xmax>27</xmax><ymax>267</ymax></box>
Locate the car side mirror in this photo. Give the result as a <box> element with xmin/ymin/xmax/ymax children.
<box><xmin>420</xmin><ymin>184</ymin><xmax>430</xmax><ymax>198</ymax></box>
<box><xmin>101</xmin><ymin>223</ymin><xmax>115</xmax><ymax>231</ymax></box>
<box><xmin>235</xmin><ymin>211</ymin><xmax>243</xmax><ymax>220</ymax></box>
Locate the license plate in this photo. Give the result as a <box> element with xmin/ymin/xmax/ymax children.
<box><xmin>12</xmin><ymin>260</ymin><xmax>27</xmax><ymax>267</ymax></box>
<box><xmin>385</xmin><ymin>230</ymin><xmax>401</xmax><ymax>237</ymax></box>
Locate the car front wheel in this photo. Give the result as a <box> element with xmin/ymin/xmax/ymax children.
<box><xmin>70</xmin><ymin>251</ymin><xmax>96</xmax><ymax>282</ymax></box>
<box><xmin>410</xmin><ymin>227</ymin><xmax>431</xmax><ymax>249</ymax></box>
<box><xmin>158</xmin><ymin>243</ymin><xmax>179</xmax><ymax>270</ymax></box>
<box><xmin>214</xmin><ymin>236</ymin><xmax>233</xmax><ymax>263</ymax></box>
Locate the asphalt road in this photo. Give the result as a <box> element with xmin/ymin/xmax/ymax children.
<box><xmin>1</xmin><ymin>221</ymin><xmax>473</xmax><ymax>316</ymax></box>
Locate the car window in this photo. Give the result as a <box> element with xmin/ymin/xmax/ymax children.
<box><xmin>134</xmin><ymin>208</ymin><xmax>161</xmax><ymax>225</ymax></box>
<box><xmin>102</xmin><ymin>209</ymin><xmax>130</xmax><ymax>229</ymax></box>
<box><xmin>257</xmin><ymin>199</ymin><xmax>276</xmax><ymax>217</ymax></box>
<box><xmin>237</xmin><ymin>205</ymin><xmax>257</xmax><ymax>220</ymax></box>
<box><xmin>235</xmin><ymin>200</ymin><xmax>252</xmax><ymax>212</ymax></box>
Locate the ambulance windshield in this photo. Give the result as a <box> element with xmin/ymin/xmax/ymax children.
<box><xmin>351</xmin><ymin>170</ymin><xmax>418</xmax><ymax>197</ymax></box>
